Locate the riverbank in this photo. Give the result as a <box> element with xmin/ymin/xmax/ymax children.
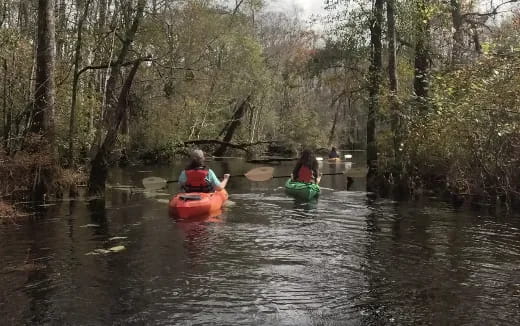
<box><xmin>0</xmin><ymin>146</ymin><xmax>87</xmax><ymax>222</ymax></box>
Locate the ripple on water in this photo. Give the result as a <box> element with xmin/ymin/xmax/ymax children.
<box><xmin>2</xmin><ymin>180</ymin><xmax>520</xmax><ymax>325</ymax></box>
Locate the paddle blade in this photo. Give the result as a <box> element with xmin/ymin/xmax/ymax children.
<box><xmin>243</xmin><ymin>166</ymin><xmax>275</xmax><ymax>182</ymax></box>
<box><xmin>142</xmin><ymin>177</ymin><xmax>167</xmax><ymax>190</ymax></box>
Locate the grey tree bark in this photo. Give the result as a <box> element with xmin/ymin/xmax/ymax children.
<box><xmin>367</xmin><ymin>0</ymin><xmax>384</xmax><ymax>177</ymax></box>
<box><xmin>88</xmin><ymin>0</ymin><xmax>146</xmax><ymax>194</ymax></box>
<box><xmin>68</xmin><ymin>0</ymin><xmax>92</xmax><ymax>166</ymax></box>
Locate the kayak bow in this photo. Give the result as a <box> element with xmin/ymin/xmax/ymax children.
<box><xmin>285</xmin><ymin>179</ymin><xmax>320</xmax><ymax>200</ymax></box>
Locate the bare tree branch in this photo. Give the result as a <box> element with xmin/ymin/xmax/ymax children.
<box><xmin>78</xmin><ymin>56</ymin><xmax>152</xmax><ymax>76</ymax></box>
<box><xmin>462</xmin><ymin>0</ymin><xmax>519</xmax><ymax>18</ymax></box>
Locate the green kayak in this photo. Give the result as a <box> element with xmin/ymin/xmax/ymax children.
<box><xmin>285</xmin><ymin>179</ymin><xmax>320</xmax><ymax>200</ymax></box>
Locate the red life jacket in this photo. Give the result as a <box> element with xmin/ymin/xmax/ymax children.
<box><xmin>297</xmin><ymin>165</ymin><xmax>313</xmax><ymax>183</ymax></box>
<box><xmin>184</xmin><ymin>168</ymin><xmax>214</xmax><ymax>193</ymax></box>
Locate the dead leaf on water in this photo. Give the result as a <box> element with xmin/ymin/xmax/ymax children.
<box><xmin>85</xmin><ymin>248</ymin><xmax>110</xmax><ymax>255</ymax></box>
<box><xmin>108</xmin><ymin>236</ymin><xmax>127</xmax><ymax>241</ymax></box>
<box><xmin>108</xmin><ymin>245</ymin><xmax>125</xmax><ymax>253</ymax></box>
<box><xmin>85</xmin><ymin>246</ymin><xmax>125</xmax><ymax>255</ymax></box>
<box><xmin>80</xmin><ymin>224</ymin><xmax>100</xmax><ymax>228</ymax></box>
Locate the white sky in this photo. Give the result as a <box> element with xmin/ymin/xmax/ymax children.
<box><xmin>266</xmin><ymin>0</ymin><xmax>327</xmax><ymax>19</ymax></box>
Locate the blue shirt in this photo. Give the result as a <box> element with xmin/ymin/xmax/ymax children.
<box><xmin>178</xmin><ymin>169</ymin><xmax>221</xmax><ymax>188</ymax></box>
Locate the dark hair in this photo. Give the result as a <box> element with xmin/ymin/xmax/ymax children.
<box><xmin>331</xmin><ymin>146</ymin><xmax>336</xmax><ymax>151</ymax></box>
<box><xmin>299</xmin><ymin>149</ymin><xmax>318</xmax><ymax>170</ymax></box>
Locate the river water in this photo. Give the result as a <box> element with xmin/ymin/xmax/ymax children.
<box><xmin>1</xmin><ymin>156</ymin><xmax>520</xmax><ymax>325</ymax></box>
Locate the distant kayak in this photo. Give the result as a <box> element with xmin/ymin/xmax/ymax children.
<box><xmin>169</xmin><ymin>190</ymin><xmax>228</xmax><ymax>218</ymax></box>
<box><xmin>328</xmin><ymin>157</ymin><xmax>341</xmax><ymax>162</ymax></box>
<box><xmin>285</xmin><ymin>179</ymin><xmax>320</xmax><ymax>200</ymax></box>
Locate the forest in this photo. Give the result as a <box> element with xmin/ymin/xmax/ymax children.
<box><xmin>0</xmin><ymin>0</ymin><xmax>519</xmax><ymax>216</ymax></box>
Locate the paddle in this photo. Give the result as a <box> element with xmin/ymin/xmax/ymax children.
<box><xmin>142</xmin><ymin>166</ymin><xmax>345</xmax><ymax>190</ymax></box>
<box><xmin>245</xmin><ymin>168</ymin><xmax>344</xmax><ymax>182</ymax></box>
<box><xmin>142</xmin><ymin>167</ymin><xmax>275</xmax><ymax>190</ymax></box>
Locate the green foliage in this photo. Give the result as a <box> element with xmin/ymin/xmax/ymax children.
<box><xmin>400</xmin><ymin>49</ymin><xmax>520</xmax><ymax>201</ymax></box>
<box><xmin>3</xmin><ymin>0</ymin><xmax>517</xmax><ymax>204</ymax></box>
<box><xmin>285</xmin><ymin>108</ymin><xmax>328</xmax><ymax>149</ymax></box>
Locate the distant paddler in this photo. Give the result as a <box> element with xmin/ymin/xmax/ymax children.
<box><xmin>328</xmin><ymin>146</ymin><xmax>339</xmax><ymax>159</ymax></box>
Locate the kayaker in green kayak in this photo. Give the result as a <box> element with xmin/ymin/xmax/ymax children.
<box><xmin>178</xmin><ymin>149</ymin><xmax>230</xmax><ymax>193</ymax></box>
<box><xmin>286</xmin><ymin>149</ymin><xmax>321</xmax><ymax>200</ymax></box>
<box><xmin>292</xmin><ymin>149</ymin><xmax>321</xmax><ymax>184</ymax></box>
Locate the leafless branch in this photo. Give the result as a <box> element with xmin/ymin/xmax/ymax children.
<box><xmin>462</xmin><ymin>0</ymin><xmax>519</xmax><ymax>18</ymax></box>
<box><xmin>78</xmin><ymin>56</ymin><xmax>153</xmax><ymax>76</ymax></box>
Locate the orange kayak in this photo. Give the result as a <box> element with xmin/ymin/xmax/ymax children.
<box><xmin>169</xmin><ymin>189</ymin><xmax>228</xmax><ymax>218</ymax></box>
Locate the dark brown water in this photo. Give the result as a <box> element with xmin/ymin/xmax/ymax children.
<box><xmin>1</xmin><ymin>157</ymin><xmax>520</xmax><ymax>325</ymax></box>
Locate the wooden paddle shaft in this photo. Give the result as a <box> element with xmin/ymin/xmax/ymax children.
<box><xmin>166</xmin><ymin>174</ymin><xmax>246</xmax><ymax>184</ymax></box>
<box><xmin>272</xmin><ymin>172</ymin><xmax>344</xmax><ymax>179</ymax></box>
<box><xmin>165</xmin><ymin>172</ymin><xmax>344</xmax><ymax>183</ymax></box>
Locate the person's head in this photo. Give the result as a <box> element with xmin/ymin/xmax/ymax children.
<box><xmin>299</xmin><ymin>148</ymin><xmax>316</xmax><ymax>167</ymax></box>
<box><xmin>187</xmin><ymin>149</ymin><xmax>205</xmax><ymax>169</ymax></box>
<box><xmin>331</xmin><ymin>146</ymin><xmax>336</xmax><ymax>152</ymax></box>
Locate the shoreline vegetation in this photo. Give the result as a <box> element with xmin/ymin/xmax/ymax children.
<box><xmin>1</xmin><ymin>0</ymin><xmax>519</xmax><ymax>221</ymax></box>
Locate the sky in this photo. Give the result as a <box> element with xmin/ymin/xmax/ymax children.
<box><xmin>266</xmin><ymin>0</ymin><xmax>327</xmax><ymax>20</ymax></box>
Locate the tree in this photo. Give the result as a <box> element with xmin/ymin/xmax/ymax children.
<box><xmin>387</xmin><ymin>0</ymin><xmax>400</xmax><ymax>157</ymax></box>
<box><xmin>413</xmin><ymin>0</ymin><xmax>431</xmax><ymax>108</ymax></box>
<box><xmin>367</xmin><ymin>0</ymin><xmax>384</xmax><ymax>176</ymax></box>
<box><xmin>32</xmin><ymin>0</ymin><xmax>56</xmax><ymax>139</ymax></box>
<box><xmin>450</xmin><ymin>0</ymin><xmax>464</xmax><ymax>65</ymax></box>
<box><xmin>29</xmin><ymin>0</ymin><xmax>56</xmax><ymax>201</ymax></box>
<box><xmin>68</xmin><ymin>0</ymin><xmax>92</xmax><ymax>166</ymax></box>
<box><xmin>88</xmin><ymin>0</ymin><xmax>146</xmax><ymax>194</ymax></box>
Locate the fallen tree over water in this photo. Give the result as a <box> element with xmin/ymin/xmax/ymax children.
<box><xmin>182</xmin><ymin>139</ymin><xmax>280</xmax><ymax>156</ymax></box>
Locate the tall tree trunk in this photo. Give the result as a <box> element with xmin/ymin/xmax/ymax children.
<box><xmin>414</xmin><ymin>0</ymin><xmax>430</xmax><ymax>108</ymax></box>
<box><xmin>471</xmin><ymin>23</ymin><xmax>482</xmax><ymax>55</ymax></box>
<box><xmin>56</xmin><ymin>0</ymin><xmax>67</xmax><ymax>60</ymax></box>
<box><xmin>328</xmin><ymin>103</ymin><xmax>341</xmax><ymax>147</ymax></box>
<box><xmin>88</xmin><ymin>0</ymin><xmax>146</xmax><ymax>194</ymax></box>
<box><xmin>0</xmin><ymin>1</ymin><xmax>6</xmax><ymax>28</ymax></box>
<box><xmin>387</xmin><ymin>0</ymin><xmax>400</xmax><ymax>157</ymax></box>
<box><xmin>88</xmin><ymin>60</ymin><xmax>142</xmax><ymax>194</ymax></box>
<box><xmin>32</xmin><ymin>0</ymin><xmax>56</xmax><ymax>139</ymax></box>
<box><xmin>68</xmin><ymin>0</ymin><xmax>91</xmax><ymax>166</ymax></box>
<box><xmin>328</xmin><ymin>90</ymin><xmax>346</xmax><ymax>147</ymax></box>
<box><xmin>31</xmin><ymin>0</ymin><xmax>56</xmax><ymax>201</ymax></box>
<box><xmin>102</xmin><ymin>0</ymin><xmax>145</xmax><ymax>128</ymax></box>
<box><xmin>367</xmin><ymin>0</ymin><xmax>384</xmax><ymax>176</ymax></box>
<box><xmin>450</xmin><ymin>0</ymin><xmax>464</xmax><ymax>66</ymax></box>
<box><xmin>18</xmin><ymin>0</ymin><xmax>29</xmax><ymax>35</ymax></box>
<box><xmin>2</xmin><ymin>58</ymin><xmax>7</xmax><ymax>148</ymax></box>
<box><xmin>214</xmin><ymin>95</ymin><xmax>251</xmax><ymax>157</ymax></box>
<box><xmin>98</xmin><ymin>0</ymin><xmax>107</xmax><ymax>30</ymax></box>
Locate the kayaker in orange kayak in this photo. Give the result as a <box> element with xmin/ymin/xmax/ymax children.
<box><xmin>292</xmin><ymin>149</ymin><xmax>321</xmax><ymax>184</ymax></box>
<box><xmin>328</xmin><ymin>146</ymin><xmax>339</xmax><ymax>159</ymax></box>
<box><xmin>178</xmin><ymin>149</ymin><xmax>230</xmax><ymax>193</ymax></box>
